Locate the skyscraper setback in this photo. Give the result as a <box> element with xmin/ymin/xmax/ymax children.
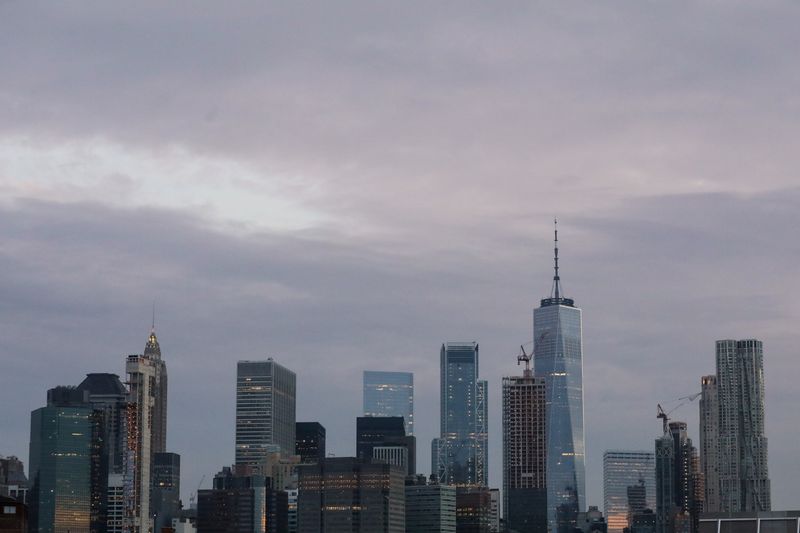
<box><xmin>433</xmin><ymin>342</ymin><xmax>487</xmax><ymax>486</ymax></box>
<box><xmin>533</xmin><ymin>221</ymin><xmax>585</xmax><ymax>532</ymax></box>
<box><xmin>700</xmin><ymin>340</ymin><xmax>771</xmax><ymax>512</ymax></box>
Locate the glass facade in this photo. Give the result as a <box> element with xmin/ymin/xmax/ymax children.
<box><xmin>436</xmin><ymin>342</ymin><xmax>486</xmax><ymax>486</ymax></box>
<box><xmin>603</xmin><ymin>450</ymin><xmax>656</xmax><ymax>533</ymax></box>
<box><xmin>363</xmin><ymin>371</ymin><xmax>415</xmax><ymax>436</ymax></box>
<box><xmin>534</xmin><ymin>299</ymin><xmax>585</xmax><ymax>532</ymax></box>
<box><xmin>236</xmin><ymin>359</ymin><xmax>297</xmax><ymax>465</ymax></box>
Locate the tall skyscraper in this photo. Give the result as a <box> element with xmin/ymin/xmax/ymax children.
<box><xmin>126</xmin><ymin>326</ymin><xmax>168</xmax><ymax>533</ymax></box>
<box><xmin>152</xmin><ymin>453</ymin><xmax>181</xmax><ymax>533</ymax></box>
<box><xmin>405</xmin><ymin>477</ymin><xmax>456</xmax><ymax>533</ymax></box>
<box><xmin>357</xmin><ymin>416</ymin><xmax>416</xmax><ymax>476</ymax></box>
<box><xmin>297</xmin><ymin>457</ymin><xmax>405</xmax><ymax>533</ymax></box>
<box><xmin>700</xmin><ymin>340</ymin><xmax>770</xmax><ymax>513</ymax></box>
<box><xmin>655</xmin><ymin>422</ymin><xmax>702</xmax><ymax>533</ymax></box>
<box><xmin>295</xmin><ymin>422</ymin><xmax>326</xmax><ymax>465</ymax></box>
<box><xmin>28</xmin><ymin>387</ymin><xmax>96</xmax><ymax>533</ymax></box>
<box><xmin>363</xmin><ymin>371</ymin><xmax>414</xmax><ymax>436</ymax></box>
<box><xmin>434</xmin><ymin>342</ymin><xmax>487</xmax><ymax>487</ymax></box>
<box><xmin>235</xmin><ymin>359</ymin><xmax>297</xmax><ymax>467</ymax></box>
<box><xmin>502</xmin><ymin>351</ymin><xmax>547</xmax><ymax>533</ymax></box>
<box><xmin>602</xmin><ymin>451</ymin><xmax>656</xmax><ymax>533</ymax></box>
<box><xmin>533</xmin><ymin>221</ymin><xmax>585</xmax><ymax>532</ymax></box>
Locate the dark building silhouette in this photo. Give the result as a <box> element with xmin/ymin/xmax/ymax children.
<box><xmin>356</xmin><ymin>416</ymin><xmax>416</xmax><ymax>475</ymax></box>
<box><xmin>197</xmin><ymin>467</ymin><xmax>287</xmax><ymax>533</ymax></box>
<box><xmin>0</xmin><ymin>495</ymin><xmax>27</xmax><ymax>533</ymax></box>
<box><xmin>455</xmin><ymin>486</ymin><xmax>491</xmax><ymax>533</ymax></box>
<box><xmin>655</xmin><ymin>422</ymin><xmax>702</xmax><ymax>533</ymax></box>
<box><xmin>295</xmin><ymin>423</ymin><xmax>326</xmax><ymax>465</ymax></box>
<box><xmin>152</xmin><ymin>453</ymin><xmax>181</xmax><ymax>533</ymax></box>
<box><xmin>405</xmin><ymin>476</ymin><xmax>456</xmax><ymax>533</ymax></box>
<box><xmin>297</xmin><ymin>457</ymin><xmax>405</xmax><ymax>533</ymax></box>
<box><xmin>0</xmin><ymin>457</ymin><xmax>28</xmax><ymax>504</ymax></box>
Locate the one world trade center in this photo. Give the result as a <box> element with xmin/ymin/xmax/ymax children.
<box><xmin>533</xmin><ymin>221</ymin><xmax>585</xmax><ymax>532</ymax></box>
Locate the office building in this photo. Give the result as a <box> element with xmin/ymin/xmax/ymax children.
<box><xmin>356</xmin><ymin>416</ymin><xmax>416</xmax><ymax>475</ymax></box>
<box><xmin>152</xmin><ymin>452</ymin><xmax>181</xmax><ymax>533</ymax></box>
<box><xmin>28</xmin><ymin>387</ymin><xmax>96</xmax><ymax>533</ymax></box>
<box><xmin>455</xmin><ymin>486</ymin><xmax>491</xmax><ymax>533</ymax></box>
<box><xmin>700</xmin><ymin>340</ymin><xmax>771</xmax><ymax>513</ymax></box>
<box><xmin>286</xmin><ymin>489</ymin><xmax>298</xmax><ymax>533</ymax></box>
<box><xmin>0</xmin><ymin>495</ymin><xmax>27</xmax><ymax>533</ymax></box>
<box><xmin>488</xmin><ymin>488</ymin><xmax>499</xmax><ymax>533</ymax></box>
<box><xmin>434</xmin><ymin>342</ymin><xmax>487</xmax><ymax>487</ymax></box>
<box><xmin>655</xmin><ymin>422</ymin><xmax>702</xmax><ymax>533</ymax></box>
<box><xmin>0</xmin><ymin>457</ymin><xmax>28</xmax><ymax>504</ymax></box>
<box><xmin>236</xmin><ymin>359</ymin><xmax>297</xmax><ymax>467</ymax></box>
<box><xmin>363</xmin><ymin>371</ymin><xmax>414</xmax><ymax>436</ymax></box>
<box><xmin>502</xmin><ymin>351</ymin><xmax>547</xmax><ymax>533</ymax></box>
<box><xmin>107</xmin><ymin>474</ymin><xmax>125</xmax><ymax>533</ymax></box>
<box><xmin>295</xmin><ymin>423</ymin><xmax>325</xmax><ymax>465</ymax></box>
<box><xmin>126</xmin><ymin>326</ymin><xmax>169</xmax><ymax>533</ymax></box>
<box><xmin>197</xmin><ymin>467</ymin><xmax>287</xmax><ymax>533</ymax></box>
<box><xmin>629</xmin><ymin>510</ymin><xmax>657</xmax><ymax>533</ymax></box>
<box><xmin>576</xmin><ymin>507</ymin><xmax>608</xmax><ymax>533</ymax></box>
<box><xmin>603</xmin><ymin>451</ymin><xmax>656</xmax><ymax>533</ymax></box>
<box><xmin>405</xmin><ymin>477</ymin><xmax>456</xmax><ymax>533</ymax></box>
<box><xmin>297</xmin><ymin>457</ymin><xmax>405</xmax><ymax>533</ymax></box>
<box><xmin>533</xmin><ymin>222</ymin><xmax>585</xmax><ymax>532</ymax></box>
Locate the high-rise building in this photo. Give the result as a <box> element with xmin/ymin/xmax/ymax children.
<box><xmin>235</xmin><ymin>359</ymin><xmax>297</xmax><ymax>467</ymax></box>
<box><xmin>434</xmin><ymin>342</ymin><xmax>487</xmax><ymax>487</ymax></box>
<box><xmin>356</xmin><ymin>416</ymin><xmax>416</xmax><ymax>475</ymax></box>
<box><xmin>502</xmin><ymin>351</ymin><xmax>547</xmax><ymax>533</ymax></box>
<box><xmin>655</xmin><ymin>422</ymin><xmax>702</xmax><ymax>533</ymax></box>
<box><xmin>197</xmin><ymin>467</ymin><xmax>287</xmax><ymax>533</ymax></box>
<box><xmin>126</xmin><ymin>327</ymin><xmax>168</xmax><ymax>533</ymax></box>
<box><xmin>297</xmin><ymin>457</ymin><xmax>405</xmax><ymax>533</ymax></box>
<box><xmin>533</xmin><ymin>221</ymin><xmax>585</xmax><ymax>532</ymax></box>
<box><xmin>295</xmin><ymin>422</ymin><xmax>326</xmax><ymax>465</ymax></box>
<box><xmin>28</xmin><ymin>387</ymin><xmax>96</xmax><ymax>533</ymax></box>
<box><xmin>455</xmin><ymin>486</ymin><xmax>491</xmax><ymax>533</ymax></box>
<box><xmin>152</xmin><ymin>452</ymin><xmax>181</xmax><ymax>533</ymax></box>
<box><xmin>488</xmin><ymin>488</ymin><xmax>500</xmax><ymax>533</ymax></box>
<box><xmin>404</xmin><ymin>476</ymin><xmax>456</xmax><ymax>533</ymax></box>
<box><xmin>602</xmin><ymin>451</ymin><xmax>656</xmax><ymax>533</ymax></box>
<box><xmin>363</xmin><ymin>371</ymin><xmax>415</xmax><ymax>436</ymax></box>
<box><xmin>700</xmin><ymin>340</ymin><xmax>770</xmax><ymax>513</ymax></box>
<box><xmin>286</xmin><ymin>489</ymin><xmax>298</xmax><ymax>533</ymax></box>
<box><xmin>107</xmin><ymin>474</ymin><xmax>125</xmax><ymax>533</ymax></box>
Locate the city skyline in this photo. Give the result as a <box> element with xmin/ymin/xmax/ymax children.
<box><xmin>2</xmin><ymin>0</ymin><xmax>800</xmax><ymax>516</ymax></box>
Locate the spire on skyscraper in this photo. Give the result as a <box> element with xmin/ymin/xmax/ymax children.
<box><xmin>144</xmin><ymin>303</ymin><xmax>161</xmax><ymax>358</ymax></box>
<box><xmin>551</xmin><ymin>218</ymin><xmax>561</xmax><ymax>300</ymax></box>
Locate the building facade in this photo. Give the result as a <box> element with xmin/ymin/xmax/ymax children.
<box><xmin>434</xmin><ymin>342</ymin><xmax>487</xmax><ymax>487</ymax></box>
<box><xmin>455</xmin><ymin>486</ymin><xmax>491</xmax><ymax>533</ymax></box>
<box><xmin>296</xmin><ymin>457</ymin><xmax>405</xmax><ymax>533</ymax></box>
<box><xmin>295</xmin><ymin>422</ymin><xmax>326</xmax><ymax>465</ymax></box>
<box><xmin>235</xmin><ymin>359</ymin><xmax>297</xmax><ymax>467</ymax></box>
<box><xmin>655</xmin><ymin>422</ymin><xmax>702</xmax><ymax>533</ymax></box>
<box><xmin>405</xmin><ymin>479</ymin><xmax>456</xmax><ymax>533</ymax></box>
<box><xmin>700</xmin><ymin>340</ymin><xmax>771</xmax><ymax>513</ymax></box>
<box><xmin>602</xmin><ymin>451</ymin><xmax>656</xmax><ymax>533</ymax></box>
<box><xmin>533</xmin><ymin>223</ymin><xmax>586</xmax><ymax>532</ymax></box>
<box><xmin>356</xmin><ymin>416</ymin><xmax>416</xmax><ymax>476</ymax></box>
<box><xmin>502</xmin><ymin>363</ymin><xmax>547</xmax><ymax>533</ymax></box>
<box><xmin>0</xmin><ymin>457</ymin><xmax>28</xmax><ymax>504</ymax></box>
<box><xmin>152</xmin><ymin>452</ymin><xmax>181</xmax><ymax>533</ymax></box>
<box><xmin>363</xmin><ymin>371</ymin><xmax>415</xmax><ymax>436</ymax></box>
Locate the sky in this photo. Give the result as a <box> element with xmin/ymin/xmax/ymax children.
<box><xmin>1</xmin><ymin>0</ymin><xmax>799</xmax><ymax>509</ymax></box>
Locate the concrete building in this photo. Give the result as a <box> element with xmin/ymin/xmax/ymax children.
<box><xmin>286</xmin><ymin>489</ymin><xmax>298</xmax><ymax>533</ymax></box>
<box><xmin>0</xmin><ymin>495</ymin><xmax>27</xmax><ymax>533</ymax></box>
<box><xmin>235</xmin><ymin>359</ymin><xmax>297</xmax><ymax>467</ymax></box>
<box><xmin>502</xmin><ymin>353</ymin><xmax>547</xmax><ymax>533</ymax></box>
<box><xmin>295</xmin><ymin>422</ymin><xmax>325</xmax><ymax>465</ymax></box>
<box><xmin>603</xmin><ymin>451</ymin><xmax>656</xmax><ymax>533</ymax></box>
<box><xmin>433</xmin><ymin>342</ymin><xmax>487</xmax><ymax>487</ymax></box>
<box><xmin>700</xmin><ymin>340</ymin><xmax>771</xmax><ymax>513</ymax></box>
<box><xmin>698</xmin><ymin>511</ymin><xmax>800</xmax><ymax>533</ymax></box>
<box><xmin>363</xmin><ymin>371</ymin><xmax>414</xmax><ymax>436</ymax></box>
<box><xmin>576</xmin><ymin>507</ymin><xmax>608</xmax><ymax>533</ymax></box>
<box><xmin>107</xmin><ymin>474</ymin><xmax>125</xmax><ymax>533</ymax></box>
<box><xmin>533</xmin><ymin>222</ymin><xmax>585</xmax><ymax>533</ymax></box>
<box><xmin>405</xmin><ymin>477</ymin><xmax>456</xmax><ymax>533</ymax></box>
<box><xmin>126</xmin><ymin>327</ymin><xmax>168</xmax><ymax>533</ymax></box>
<box><xmin>0</xmin><ymin>457</ymin><xmax>27</xmax><ymax>504</ymax></box>
<box><xmin>297</xmin><ymin>457</ymin><xmax>405</xmax><ymax>533</ymax></box>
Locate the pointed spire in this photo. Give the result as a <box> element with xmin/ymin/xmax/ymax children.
<box><xmin>151</xmin><ymin>301</ymin><xmax>156</xmax><ymax>334</ymax></box>
<box><xmin>551</xmin><ymin>217</ymin><xmax>561</xmax><ymax>300</ymax></box>
<box><xmin>144</xmin><ymin>302</ymin><xmax>161</xmax><ymax>359</ymax></box>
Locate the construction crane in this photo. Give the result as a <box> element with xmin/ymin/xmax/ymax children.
<box><xmin>517</xmin><ymin>345</ymin><xmax>533</xmax><ymax>376</ymax></box>
<box><xmin>189</xmin><ymin>474</ymin><xmax>206</xmax><ymax>509</ymax></box>
<box><xmin>656</xmin><ymin>392</ymin><xmax>702</xmax><ymax>435</ymax></box>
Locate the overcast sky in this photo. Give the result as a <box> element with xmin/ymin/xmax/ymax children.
<box><xmin>1</xmin><ymin>1</ymin><xmax>799</xmax><ymax>509</ymax></box>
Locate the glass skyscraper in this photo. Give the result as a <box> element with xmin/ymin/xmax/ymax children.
<box><xmin>434</xmin><ymin>342</ymin><xmax>487</xmax><ymax>486</ymax></box>
<box><xmin>533</xmin><ymin>222</ymin><xmax>585</xmax><ymax>532</ymax></box>
<box><xmin>236</xmin><ymin>358</ymin><xmax>297</xmax><ymax>466</ymax></box>
<box><xmin>363</xmin><ymin>371</ymin><xmax>414</xmax><ymax>436</ymax></box>
<box><xmin>603</xmin><ymin>450</ymin><xmax>656</xmax><ymax>533</ymax></box>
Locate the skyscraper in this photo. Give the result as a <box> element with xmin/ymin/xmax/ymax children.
<box><xmin>655</xmin><ymin>422</ymin><xmax>702</xmax><ymax>533</ymax></box>
<box><xmin>363</xmin><ymin>371</ymin><xmax>414</xmax><ymax>436</ymax></box>
<box><xmin>434</xmin><ymin>342</ymin><xmax>487</xmax><ymax>487</ymax></box>
<box><xmin>602</xmin><ymin>451</ymin><xmax>656</xmax><ymax>533</ymax></box>
<box><xmin>700</xmin><ymin>340</ymin><xmax>770</xmax><ymax>513</ymax></box>
<box><xmin>28</xmin><ymin>387</ymin><xmax>96</xmax><ymax>533</ymax></box>
<box><xmin>502</xmin><ymin>350</ymin><xmax>547</xmax><ymax>533</ymax></box>
<box><xmin>126</xmin><ymin>326</ymin><xmax>168</xmax><ymax>533</ymax></box>
<box><xmin>405</xmin><ymin>477</ymin><xmax>456</xmax><ymax>533</ymax></box>
<box><xmin>235</xmin><ymin>359</ymin><xmax>297</xmax><ymax>467</ymax></box>
<box><xmin>295</xmin><ymin>422</ymin><xmax>326</xmax><ymax>465</ymax></box>
<box><xmin>533</xmin><ymin>221</ymin><xmax>585</xmax><ymax>532</ymax></box>
<box><xmin>357</xmin><ymin>416</ymin><xmax>416</xmax><ymax>476</ymax></box>
<box><xmin>152</xmin><ymin>453</ymin><xmax>181</xmax><ymax>533</ymax></box>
